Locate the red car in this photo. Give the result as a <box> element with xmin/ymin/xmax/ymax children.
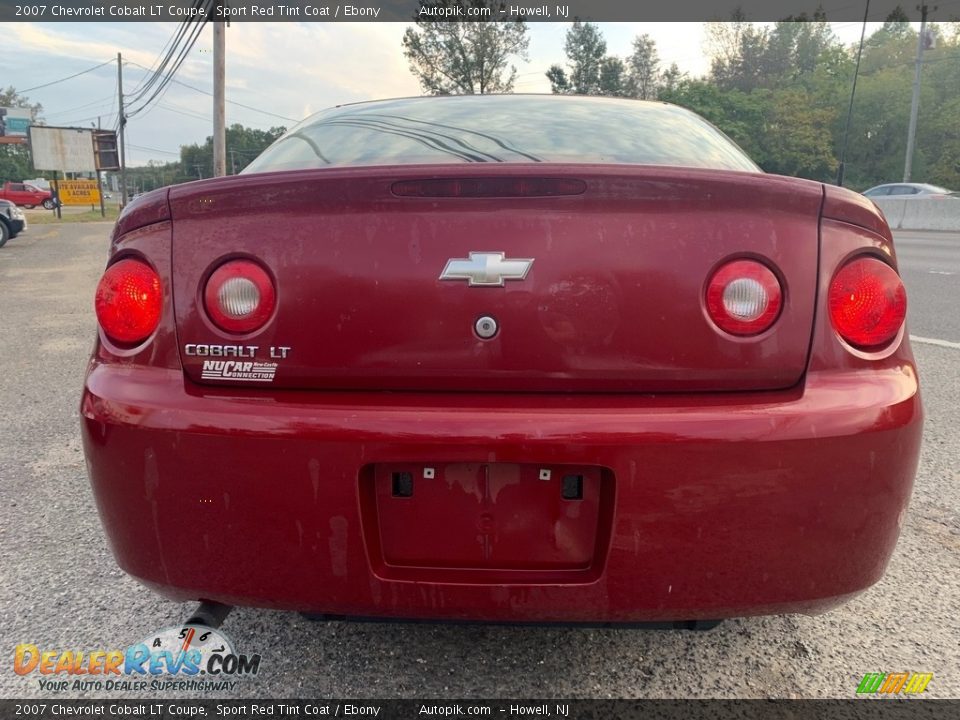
<box><xmin>0</xmin><ymin>181</ymin><xmax>56</xmax><ymax>209</ymax></box>
<box><xmin>81</xmin><ymin>96</ymin><xmax>922</xmax><ymax>625</ymax></box>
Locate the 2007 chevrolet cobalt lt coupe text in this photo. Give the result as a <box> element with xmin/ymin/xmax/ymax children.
<box><xmin>81</xmin><ymin>95</ymin><xmax>922</xmax><ymax>624</ymax></box>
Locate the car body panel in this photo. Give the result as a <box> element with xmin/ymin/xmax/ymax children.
<box><xmin>82</xmin><ymin>98</ymin><xmax>922</xmax><ymax>622</ymax></box>
<box><xmin>81</xmin><ymin>359</ymin><xmax>921</xmax><ymax>621</ymax></box>
<box><xmin>169</xmin><ymin>164</ymin><xmax>823</xmax><ymax>393</ymax></box>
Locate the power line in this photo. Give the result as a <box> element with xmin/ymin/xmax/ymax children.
<box><xmin>57</xmin><ymin>112</ymin><xmax>118</xmax><ymax>127</ymax></box>
<box><xmin>44</xmin><ymin>94</ymin><xmax>116</xmax><ymax>119</ymax></box>
<box><xmin>125</xmin><ymin>60</ymin><xmax>298</xmax><ymax>123</ymax></box>
<box><xmin>125</xmin><ymin>18</ymin><xmax>196</xmax><ymax>104</ymax></box>
<box><xmin>155</xmin><ymin>102</ymin><xmax>211</xmax><ymax>122</ymax></box>
<box><xmin>21</xmin><ymin>59</ymin><xmax>114</xmax><ymax>93</ymax></box>
<box><xmin>127</xmin><ymin>143</ymin><xmax>182</xmax><ymax>156</ymax></box>
<box><xmin>125</xmin><ymin>11</ymin><xmax>212</xmax><ymax>119</ymax></box>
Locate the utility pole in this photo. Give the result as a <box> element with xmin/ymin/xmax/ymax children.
<box><xmin>229</xmin><ymin>148</ymin><xmax>237</xmax><ymax>175</ymax></box>
<box><xmin>117</xmin><ymin>52</ymin><xmax>128</xmax><ymax>205</ymax></box>
<box><xmin>903</xmin><ymin>4</ymin><xmax>934</xmax><ymax>182</ymax></box>
<box><xmin>213</xmin><ymin>21</ymin><xmax>226</xmax><ymax>177</ymax></box>
<box><xmin>96</xmin><ymin>115</ymin><xmax>106</xmax><ymax>217</ymax></box>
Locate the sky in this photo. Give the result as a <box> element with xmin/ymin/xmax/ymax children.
<box><xmin>4</xmin><ymin>20</ymin><xmax>903</xmax><ymax>167</ymax></box>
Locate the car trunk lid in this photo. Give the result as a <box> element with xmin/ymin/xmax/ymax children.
<box><xmin>170</xmin><ymin>165</ymin><xmax>822</xmax><ymax>393</ymax></box>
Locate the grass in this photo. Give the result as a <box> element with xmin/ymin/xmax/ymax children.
<box><xmin>26</xmin><ymin>206</ymin><xmax>120</xmax><ymax>224</ymax></box>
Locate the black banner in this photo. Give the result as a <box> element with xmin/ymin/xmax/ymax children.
<box><xmin>2</xmin><ymin>700</ymin><xmax>959</xmax><ymax>720</ymax></box>
<box><xmin>0</xmin><ymin>0</ymin><xmax>941</xmax><ymax>23</ymax></box>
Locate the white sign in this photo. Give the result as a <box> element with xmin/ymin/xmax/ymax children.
<box><xmin>29</xmin><ymin>126</ymin><xmax>96</xmax><ymax>172</ymax></box>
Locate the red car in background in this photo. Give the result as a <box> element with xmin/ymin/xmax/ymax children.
<box><xmin>81</xmin><ymin>95</ymin><xmax>922</xmax><ymax>625</ymax></box>
<box><xmin>0</xmin><ymin>181</ymin><xmax>56</xmax><ymax>209</ymax></box>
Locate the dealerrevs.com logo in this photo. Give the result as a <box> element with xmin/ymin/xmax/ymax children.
<box><xmin>14</xmin><ymin>625</ymin><xmax>261</xmax><ymax>693</ymax></box>
<box><xmin>856</xmin><ymin>672</ymin><xmax>933</xmax><ymax>695</ymax></box>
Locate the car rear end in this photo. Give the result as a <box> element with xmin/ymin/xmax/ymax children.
<box><xmin>81</xmin><ymin>97</ymin><xmax>921</xmax><ymax>622</ymax></box>
<box><xmin>0</xmin><ymin>199</ymin><xmax>26</xmax><ymax>242</ymax></box>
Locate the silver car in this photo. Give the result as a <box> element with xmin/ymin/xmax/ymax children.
<box><xmin>863</xmin><ymin>182</ymin><xmax>957</xmax><ymax>198</ymax></box>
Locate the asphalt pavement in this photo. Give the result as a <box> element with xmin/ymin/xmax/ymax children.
<box><xmin>895</xmin><ymin>231</ymin><xmax>960</xmax><ymax>344</ymax></box>
<box><xmin>0</xmin><ymin>223</ymin><xmax>957</xmax><ymax>700</ymax></box>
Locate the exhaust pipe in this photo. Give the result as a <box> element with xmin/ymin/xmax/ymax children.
<box><xmin>185</xmin><ymin>601</ymin><xmax>233</xmax><ymax>629</ymax></box>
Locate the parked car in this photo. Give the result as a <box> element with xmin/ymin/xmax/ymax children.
<box><xmin>0</xmin><ymin>198</ymin><xmax>26</xmax><ymax>247</ymax></box>
<box><xmin>863</xmin><ymin>182</ymin><xmax>958</xmax><ymax>198</ymax></box>
<box><xmin>81</xmin><ymin>95</ymin><xmax>922</xmax><ymax>626</ymax></box>
<box><xmin>0</xmin><ymin>181</ymin><xmax>56</xmax><ymax>209</ymax></box>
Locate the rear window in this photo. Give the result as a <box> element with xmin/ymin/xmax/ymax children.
<box><xmin>243</xmin><ymin>95</ymin><xmax>760</xmax><ymax>174</ymax></box>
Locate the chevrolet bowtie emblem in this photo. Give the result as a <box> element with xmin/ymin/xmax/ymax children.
<box><xmin>439</xmin><ymin>252</ymin><xmax>534</xmax><ymax>287</ymax></box>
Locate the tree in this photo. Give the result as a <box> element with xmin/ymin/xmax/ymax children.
<box><xmin>180</xmin><ymin>124</ymin><xmax>286</xmax><ymax>178</ymax></box>
<box><xmin>659</xmin><ymin>63</ymin><xmax>686</xmax><ymax>94</ymax></box>
<box><xmin>760</xmin><ymin>88</ymin><xmax>838</xmax><ymax>179</ymax></box>
<box><xmin>703</xmin><ymin>10</ymin><xmax>751</xmax><ymax>87</ymax></box>
<box><xmin>625</xmin><ymin>34</ymin><xmax>660</xmax><ymax>100</ymax></box>
<box><xmin>927</xmin><ymin>98</ymin><xmax>960</xmax><ymax>188</ymax></box>
<box><xmin>402</xmin><ymin>1</ymin><xmax>529</xmax><ymax>94</ymax></box>
<box><xmin>659</xmin><ymin>80</ymin><xmax>768</xmax><ymax>164</ymax></box>
<box><xmin>546</xmin><ymin>65</ymin><xmax>571</xmax><ymax>94</ymax></box>
<box><xmin>882</xmin><ymin>6</ymin><xmax>911</xmax><ymax>38</ymax></box>
<box><xmin>599</xmin><ymin>57</ymin><xmax>628</xmax><ymax>97</ymax></box>
<box><xmin>547</xmin><ymin>21</ymin><xmax>608</xmax><ymax>95</ymax></box>
<box><xmin>0</xmin><ymin>145</ymin><xmax>33</xmax><ymax>182</ymax></box>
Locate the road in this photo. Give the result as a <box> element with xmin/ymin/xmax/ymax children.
<box><xmin>895</xmin><ymin>231</ymin><xmax>960</xmax><ymax>344</ymax></box>
<box><xmin>0</xmin><ymin>224</ymin><xmax>957</xmax><ymax>700</ymax></box>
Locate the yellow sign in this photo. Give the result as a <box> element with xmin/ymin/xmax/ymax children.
<box><xmin>57</xmin><ymin>180</ymin><xmax>101</xmax><ymax>206</ymax></box>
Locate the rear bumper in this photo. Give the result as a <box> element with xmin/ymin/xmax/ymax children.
<box><xmin>81</xmin><ymin>363</ymin><xmax>922</xmax><ymax>622</ymax></box>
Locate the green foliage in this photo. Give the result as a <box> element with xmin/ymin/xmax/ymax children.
<box><xmin>121</xmin><ymin>161</ymin><xmax>191</xmax><ymax>193</ymax></box>
<box><xmin>659</xmin><ymin>81</ymin><xmax>767</xmax><ymax>163</ymax></box>
<box><xmin>550</xmin><ymin>21</ymin><xmax>608</xmax><ymax>95</ymax></box>
<box><xmin>548</xmin><ymin>23</ymin><xmax>681</xmax><ymax>100</ymax></box>
<box><xmin>927</xmin><ymin>98</ymin><xmax>960</xmax><ymax>189</ymax></box>
<box><xmin>545</xmin><ymin>64</ymin><xmax>570</xmax><ymax>94</ymax></box>
<box><xmin>116</xmin><ymin>123</ymin><xmax>285</xmax><ymax>192</ymax></box>
<box><xmin>0</xmin><ymin>145</ymin><xmax>34</xmax><ymax>183</ymax></box>
<box><xmin>664</xmin><ymin>16</ymin><xmax>960</xmax><ymax>188</ymax></box>
<box><xmin>179</xmin><ymin>124</ymin><xmax>286</xmax><ymax>179</ymax></box>
<box><xmin>625</xmin><ymin>34</ymin><xmax>660</xmax><ymax>99</ymax></box>
<box><xmin>402</xmin><ymin>1</ymin><xmax>529</xmax><ymax>95</ymax></box>
<box><xmin>599</xmin><ymin>57</ymin><xmax>628</xmax><ymax>97</ymax></box>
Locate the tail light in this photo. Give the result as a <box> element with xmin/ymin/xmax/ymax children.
<box><xmin>204</xmin><ymin>259</ymin><xmax>276</xmax><ymax>333</ymax></box>
<box><xmin>706</xmin><ymin>259</ymin><xmax>783</xmax><ymax>336</ymax></box>
<box><xmin>828</xmin><ymin>256</ymin><xmax>906</xmax><ymax>350</ymax></box>
<box><xmin>95</xmin><ymin>258</ymin><xmax>162</xmax><ymax>345</ymax></box>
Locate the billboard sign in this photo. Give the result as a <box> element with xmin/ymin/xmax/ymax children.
<box><xmin>29</xmin><ymin>126</ymin><xmax>96</xmax><ymax>173</ymax></box>
<box><xmin>57</xmin><ymin>179</ymin><xmax>102</xmax><ymax>206</ymax></box>
<box><xmin>0</xmin><ymin>107</ymin><xmax>32</xmax><ymax>137</ymax></box>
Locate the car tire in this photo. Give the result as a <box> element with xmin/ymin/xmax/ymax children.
<box><xmin>0</xmin><ymin>221</ymin><xmax>10</xmax><ymax>249</ymax></box>
<box><xmin>42</xmin><ymin>199</ymin><xmax>56</xmax><ymax>210</ymax></box>
<box><xmin>24</xmin><ymin>204</ymin><xmax>35</xmax><ymax>210</ymax></box>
